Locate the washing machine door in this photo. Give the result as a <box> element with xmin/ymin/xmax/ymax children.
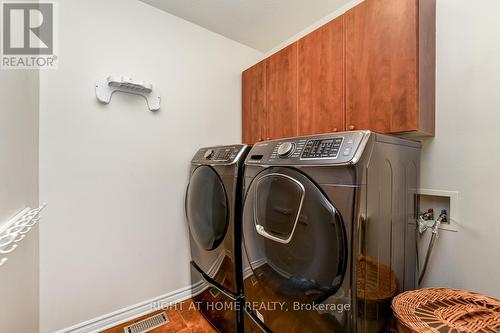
<box><xmin>186</xmin><ymin>165</ymin><xmax>229</xmax><ymax>251</ymax></box>
<box><xmin>242</xmin><ymin>167</ymin><xmax>348</xmax><ymax>333</ymax></box>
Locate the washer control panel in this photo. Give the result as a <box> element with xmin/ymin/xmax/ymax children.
<box><xmin>302</xmin><ymin>138</ymin><xmax>343</xmax><ymax>159</ymax></box>
<box><xmin>271</xmin><ymin>140</ymin><xmax>306</xmax><ymax>159</ymax></box>
<box><xmin>277</xmin><ymin>142</ymin><xmax>295</xmax><ymax>157</ymax></box>
<box><xmin>246</xmin><ymin>131</ymin><xmax>370</xmax><ymax>165</ymax></box>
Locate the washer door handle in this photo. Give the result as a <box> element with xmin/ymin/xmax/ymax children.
<box><xmin>255</xmin><ymin>224</ymin><xmax>292</xmax><ymax>244</ymax></box>
<box><xmin>253</xmin><ymin>173</ymin><xmax>305</xmax><ymax>244</ymax></box>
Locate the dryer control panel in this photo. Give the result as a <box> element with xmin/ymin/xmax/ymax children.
<box><xmin>246</xmin><ymin>131</ymin><xmax>370</xmax><ymax>166</ymax></box>
<box><xmin>191</xmin><ymin>144</ymin><xmax>249</xmax><ymax>165</ymax></box>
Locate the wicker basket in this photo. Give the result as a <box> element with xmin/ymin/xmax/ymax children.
<box><xmin>392</xmin><ymin>288</ymin><xmax>500</xmax><ymax>333</ymax></box>
<box><xmin>356</xmin><ymin>255</ymin><xmax>399</xmax><ymax>327</ymax></box>
<box><xmin>357</xmin><ymin>255</ymin><xmax>399</xmax><ymax>302</ymax></box>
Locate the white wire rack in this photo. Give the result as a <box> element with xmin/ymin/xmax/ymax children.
<box><xmin>0</xmin><ymin>203</ymin><xmax>46</xmax><ymax>268</ymax></box>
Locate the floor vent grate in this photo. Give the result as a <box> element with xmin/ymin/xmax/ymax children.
<box><xmin>123</xmin><ymin>311</ymin><xmax>169</xmax><ymax>333</ymax></box>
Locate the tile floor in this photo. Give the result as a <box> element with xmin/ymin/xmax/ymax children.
<box><xmin>101</xmin><ymin>300</ymin><xmax>217</xmax><ymax>333</ymax></box>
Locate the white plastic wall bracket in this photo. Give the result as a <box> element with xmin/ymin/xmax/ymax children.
<box><xmin>95</xmin><ymin>76</ymin><xmax>161</xmax><ymax>111</ymax></box>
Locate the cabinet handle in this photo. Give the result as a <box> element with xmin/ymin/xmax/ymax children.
<box><xmin>333</xmin><ymin>127</ymin><xmax>338</xmax><ymax>132</ymax></box>
<box><xmin>266</xmin><ymin>137</ymin><xmax>270</xmax><ymax>141</ymax></box>
<box><xmin>348</xmin><ymin>125</ymin><xmax>355</xmax><ymax>131</ymax></box>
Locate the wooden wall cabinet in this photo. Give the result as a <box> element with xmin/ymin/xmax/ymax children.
<box><xmin>242</xmin><ymin>44</ymin><xmax>299</xmax><ymax>143</ymax></box>
<box><xmin>298</xmin><ymin>16</ymin><xmax>345</xmax><ymax>135</ymax></box>
<box><xmin>345</xmin><ymin>0</ymin><xmax>435</xmax><ymax>135</ymax></box>
<box><xmin>242</xmin><ymin>0</ymin><xmax>435</xmax><ymax>143</ymax></box>
<box><xmin>242</xmin><ymin>60</ymin><xmax>266</xmax><ymax>144</ymax></box>
<box><xmin>242</xmin><ymin>20</ymin><xmax>344</xmax><ymax>143</ymax></box>
<box><xmin>266</xmin><ymin>43</ymin><xmax>298</xmax><ymax>140</ymax></box>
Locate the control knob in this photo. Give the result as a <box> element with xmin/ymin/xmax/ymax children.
<box><xmin>277</xmin><ymin>142</ymin><xmax>295</xmax><ymax>157</ymax></box>
<box><xmin>204</xmin><ymin>149</ymin><xmax>214</xmax><ymax>159</ymax></box>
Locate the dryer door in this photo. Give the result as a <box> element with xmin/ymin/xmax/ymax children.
<box><xmin>242</xmin><ymin>167</ymin><xmax>348</xmax><ymax>333</ymax></box>
<box><xmin>186</xmin><ymin>165</ymin><xmax>229</xmax><ymax>251</ymax></box>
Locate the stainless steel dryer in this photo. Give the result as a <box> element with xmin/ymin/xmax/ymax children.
<box><xmin>186</xmin><ymin>144</ymin><xmax>250</xmax><ymax>333</ymax></box>
<box><xmin>241</xmin><ymin>131</ymin><xmax>420</xmax><ymax>333</ymax></box>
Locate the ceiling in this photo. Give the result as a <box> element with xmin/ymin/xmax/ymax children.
<box><xmin>139</xmin><ymin>0</ymin><xmax>353</xmax><ymax>52</ymax></box>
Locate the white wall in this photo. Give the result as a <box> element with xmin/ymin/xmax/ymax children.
<box><xmin>38</xmin><ymin>0</ymin><xmax>261</xmax><ymax>332</ymax></box>
<box><xmin>0</xmin><ymin>69</ymin><xmax>39</xmax><ymax>332</ymax></box>
<box><xmin>419</xmin><ymin>0</ymin><xmax>500</xmax><ymax>297</ymax></box>
<box><xmin>0</xmin><ymin>225</ymin><xmax>40</xmax><ymax>333</ymax></box>
<box><xmin>0</xmin><ymin>70</ymin><xmax>39</xmax><ymax>224</ymax></box>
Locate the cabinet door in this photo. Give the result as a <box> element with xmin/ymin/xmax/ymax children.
<box><xmin>298</xmin><ymin>16</ymin><xmax>344</xmax><ymax>135</ymax></box>
<box><xmin>345</xmin><ymin>0</ymin><xmax>418</xmax><ymax>133</ymax></box>
<box><xmin>266</xmin><ymin>43</ymin><xmax>298</xmax><ymax>140</ymax></box>
<box><xmin>242</xmin><ymin>61</ymin><xmax>266</xmax><ymax>144</ymax></box>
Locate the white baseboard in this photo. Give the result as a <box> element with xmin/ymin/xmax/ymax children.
<box><xmin>53</xmin><ymin>285</ymin><xmax>194</xmax><ymax>333</ymax></box>
<box><xmin>53</xmin><ymin>252</ymin><xmax>230</xmax><ymax>333</ymax></box>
